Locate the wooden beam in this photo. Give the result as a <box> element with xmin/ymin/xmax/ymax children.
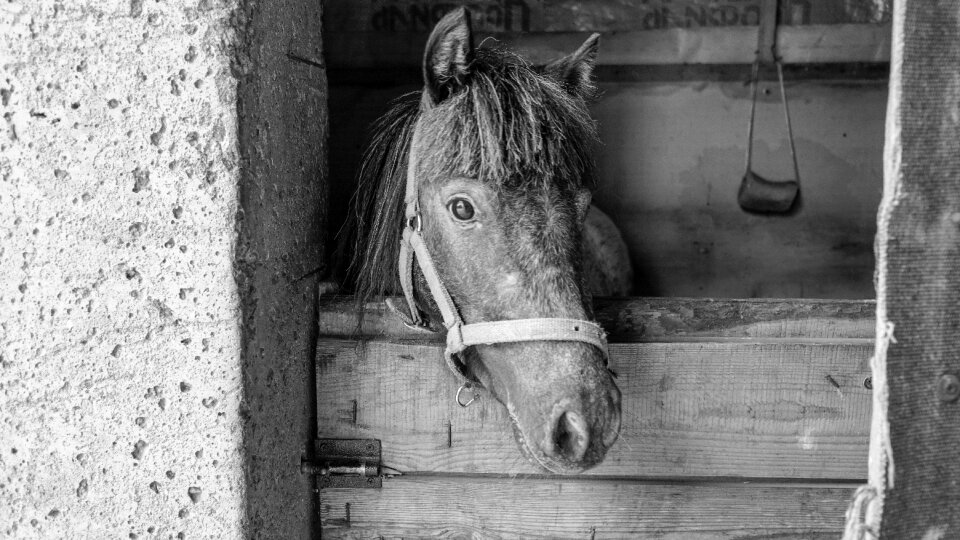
<box><xmin>330</xmin><ymin>62</ymin><xmax>891</xmax><ymax>86</ymax></box>
<box><xmin>325</xmin><ymin>24</ymin><xmax>891</xmax><ymax>69</ymax></box>
<box><xmin>317</xmin><ymin>339</ymin><xmax>872</xmax><ymax>479</ymax></box>
<box><xmin>317</xmin><ymin>296</ymin><xmax>875</xmax><ymax>342</ymax></box>
<box><xmin>321</xmin><ymin>477</ymin><xmax>854</xmax><ymax>538</ymax></box>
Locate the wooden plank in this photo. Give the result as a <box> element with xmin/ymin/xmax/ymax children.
<box><xmin>318</xmin><ymin>296</ymin><xmax>875</xmax><ymax>341</ymax></box>
<box><xmin>326</xmin><ymin>0</ymin><xmax>891</xmax><ymax>33</ymax></box>
<box><xmin>317</xmin><ymin>340</ymin><xmax>872</xmax><ymax>479</ymax></box>
<box><xmin>320</xmin><ymin>477</ymin><xmax>855</xmax><ymax>539</ymax></box>
<box><xmin>325</xmin><ymin>25</ymin><xmax>891</xmax><ymax>69</ymax></box>
<box><xmin>331</xmin><ymin>62</ymin><xmax>891</xmax><ymax>86</ymax></box>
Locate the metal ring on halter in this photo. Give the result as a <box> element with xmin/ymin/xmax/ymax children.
<box><xmin>407</xmin><ymin>214</ymin><xmax>422</xmax><ymax>232</ymax></box>
<box><xmin>456</xmin><ymin>383</ymin><xmax>480</xmax><ymax>408</ymax></box>
<box><xmin>400</xmin><ymin>319</ymin><xmax>429</xmax><ymax>331</ymax></box>
<box><xmin>401</xmin><ymin>315</ymin><xmax>435</xmax><ymax>332</ymax></box>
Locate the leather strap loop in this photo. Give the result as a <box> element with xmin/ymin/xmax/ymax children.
<box><xmin>453</xmin><ymin>318</ymin><xmax>608</xmax><ymax>355</ymax></box>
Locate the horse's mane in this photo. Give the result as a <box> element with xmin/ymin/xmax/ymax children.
<box><xmin>344</xmin><ymin>47</ymin><xmax>599</xmax><ymax>307</ymax></box>
<box><xmin>343</xmin><ymin>92</ymin><xmax>420</xmax><ymax>308</ymax></box>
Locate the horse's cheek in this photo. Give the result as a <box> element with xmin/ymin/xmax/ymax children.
<box><xmin>431</xmin><ymin>221</ymin><xmax>493</xmax><ymax>314</ymax></box>
<box><xmin>459</xmin><ymin>232</ymin><xmax>502</xmax><ymax>309</ymax></box>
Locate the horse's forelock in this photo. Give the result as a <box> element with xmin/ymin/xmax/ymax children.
<box><xmin>427</xmin><ymin>48</ymin><xmax>599</xmax><ymax>190</ymax></box>
<box><xmin>348</xmin><ymin>47</ymin><xmax>598</xmax><ymax>307</ymax></box>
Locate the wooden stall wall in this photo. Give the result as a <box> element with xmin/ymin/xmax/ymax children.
<box><xmin>316</xmin><ymin>297</ymin><xmax>874</xmax><ymax>537</ymax></box>
<box><xmin>326</xmin><ymin>0</ymin><xmax>890</xmax><ymax>299</ymax></box>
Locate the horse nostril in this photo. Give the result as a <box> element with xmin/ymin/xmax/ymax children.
<box><xmin>549</xmin><ymin>410</ymin><xmax>590</xmax><ymax>463</ymax></box>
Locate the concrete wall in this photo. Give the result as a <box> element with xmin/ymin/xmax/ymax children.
<box><xmin>591</xmin><ymin>79</ymin><xmax>885</xmax><ymax>298</ymax></box>
<box><xmin>234</xmin><ymin>0</ymin><xmax>327</xmax><ymax>537</ymax></box>
<box><xmin>328</xmin><ymin>77</ymin><xmax>885</xmax><ymax>299</ymax></box>
<box><xmin>0</xmin><ymin>0</ymin><xmax>327</xmax><ymax>537</ymax></box>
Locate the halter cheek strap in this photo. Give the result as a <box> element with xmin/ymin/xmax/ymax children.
<box><xmin>389</xmin><ymin>99</ymin><xmax>609</xmax><ymax>386</ymax></box>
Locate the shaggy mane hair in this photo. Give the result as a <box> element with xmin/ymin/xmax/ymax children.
<box><xmin>343</xmin><ymin>46</ymin><xmax>599</xmax><ymax>307</ymax></box>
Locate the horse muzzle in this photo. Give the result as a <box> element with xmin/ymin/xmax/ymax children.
<box><xmin>485</xmin><ymin>343</ymin><xmax>621</xmax><ymax>474</ymax></box>
<box><xmin>530</xmin><ymin>384</ymin><xmax>622</xmax><ymax>473</ymax></box>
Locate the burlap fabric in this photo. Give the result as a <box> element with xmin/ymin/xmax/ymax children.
<box><xmin>843</xmin><ymin>1</ymin><xmax>960</xmax><ymax>538</ymax></box>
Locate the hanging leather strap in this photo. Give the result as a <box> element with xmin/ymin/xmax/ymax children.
<box><xmin>745</xmin><ymin>0</ymin><xmax>800</xmax><ymax>189</ymax></box>
<box><xmin>744</xmin><ymin>61</ymin><xmax>801</xmax><ymax>188</ymax></box>
<box><xmin>756</xmin><ymin>0</ymin><xmax>779</xmax><ymax>64</ymax></box>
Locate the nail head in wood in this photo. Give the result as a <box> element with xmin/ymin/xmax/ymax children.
<box><xmin>936</xmin><ymin>374</ymin><xmax>960</xmax><ymax>403</ymax></box>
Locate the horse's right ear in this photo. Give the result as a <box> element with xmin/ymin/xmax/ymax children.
<box><xmin>423</xmin><ymin>8</ymin><xmax>474</xmax><ymax>105</ymax></box>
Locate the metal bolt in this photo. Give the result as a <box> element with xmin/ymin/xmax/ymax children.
<box><xmin>300</xmin><ymin>457</ymin><xmax>321</xmax><ymax>475</ymax></box>
<box><xmin>937</xmin><ymin>374</ymin><xmax>960</xmax><ymax>403</ymax></box>
<box><xmin>863</xmin><ymin>376</ymin><xmax>873</xmax><ymax>390</ymax></box>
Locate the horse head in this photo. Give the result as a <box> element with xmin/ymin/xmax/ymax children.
<box><xmin>351</xmin><ymin>8</ymin><xmax>621</xmax><ymax>474</ymax></box>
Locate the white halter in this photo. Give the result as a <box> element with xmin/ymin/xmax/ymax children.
<box><xmin>388</xmin><ymin>97</ymin><xmax>609</xmax><ymax>386</ymax></box>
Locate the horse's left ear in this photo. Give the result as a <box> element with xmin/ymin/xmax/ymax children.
<box><xmin>544</xmin><ymin>33</ymin><xmax>600</xmax><ymax>99</ymax></box>
<box><xmin>423</xmin><ymin>7</ymin><xmax>474</xmax><ymax>105</ymax></box>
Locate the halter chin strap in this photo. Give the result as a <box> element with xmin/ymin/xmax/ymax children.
<box><xmin>389</xmin><ymin>98</ymin><xmax>609</xmax><ymax>385</ymax></box>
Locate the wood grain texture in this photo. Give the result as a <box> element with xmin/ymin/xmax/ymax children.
<box><xmin>325</xmin><ymin>25</ymin><xmax>891</xmax><ymax>69</ymax></box>
<box><xmin>317</xmin><ymin>339</ymin><xmax>872</xmax><ymax>479</ymax></box>
<box><xmin>318</xmin><ymin>296</ymin><xmax>875</xmax><ymax>342</ymax></box>
<box><xmin>317</xmin><ymin>297</ymin><xmax>872</xmax><ymax>535</ymax></box>
<box><xmin>320</xmin><ymin>477</ymin><xmax>855</xmax><ymax>539</ymax></box>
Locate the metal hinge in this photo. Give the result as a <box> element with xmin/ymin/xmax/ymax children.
<box><xmin>301</xmin><ymin>438</ymin><xmax>382</xmax><ymax>489</ymax></box>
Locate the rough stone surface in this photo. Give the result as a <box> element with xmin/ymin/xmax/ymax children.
<box><xmin>233</xmin><ymin>0</ymin><xmax>327</xmax><ymax>537</ymax></box>
<box><xmin>0</xmin><ymin>0</ymin><xmax>247</xmax><ymax>537</ymax></box>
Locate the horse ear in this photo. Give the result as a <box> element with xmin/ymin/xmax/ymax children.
<box><xmin>544</xmin><ymin>33</ymin><xmax>600</xmax><ymax>99</ymax></box>
<box><xmin>575</xmin><ymin>189</ymin><xmax>592</xmax><ymax>223</ymax></box>
<box><xmin>423</xmin><ymin>8</ymin><xmax>474</xmax><ymax>105</ymax></box>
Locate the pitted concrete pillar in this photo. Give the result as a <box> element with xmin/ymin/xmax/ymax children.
<box><xmin>0</xmin><ymin>0</ymin><xmax>327</xmax><ymax>537</ymax></box>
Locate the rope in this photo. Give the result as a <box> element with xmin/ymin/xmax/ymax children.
<box><xmin>842</xmin><ymin>485</ymin><xmax>880</xmax><ymax>540</ymax></box>
<box><xmin>777</xmin><ymin>60</ymin><xmax>801</xmax><ymax>188</ymax></box>
<box><xmin>743</xmin><ymin>60</ymin><xmax>800</xmax><ymax>188</ymax></box>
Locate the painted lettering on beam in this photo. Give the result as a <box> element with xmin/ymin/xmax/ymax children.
<box><xmin>371</xmin><ymin>0</ymin><xmax>531</xmax><ymax>33</ymax></box>
<box><xmin>328</xmin><ymin>0</ymin><xmax>891</xmax><ymax>34</ymax></box>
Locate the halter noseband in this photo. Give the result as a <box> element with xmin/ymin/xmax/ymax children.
<box><xmin>388</xmin><ymin>96</ymin><xmax>609</xmax><ymax>387</ymax></box>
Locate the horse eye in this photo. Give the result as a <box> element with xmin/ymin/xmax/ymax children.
<box><xmin>448</xmin><ymin>198</ymin><xmax>475</xmax><ymax>221</ymax></box>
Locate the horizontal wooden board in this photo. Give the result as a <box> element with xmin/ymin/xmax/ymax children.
<box><xmin>331</xmin><ymin>62</ymin><xmax>892</xmax><ymax>86</ymax></box>
<box><xmin>317</xmin><ymin>296</ymin><xmax>875</xmax><ymax>342</ymax></box>
<box><xmin>326</xmin><ymin>24</ymin><xmax>891</xmax><ymax>69</ymax></box>
<box><xmin>326</xmin><ymin>0</ymin><xmax>891</xmax><ymax>33</ymax></box>
<box><xmin>316</xmin><ymin>339</ymin><xmax>872</xmax><ymax>479</ymax></box>
<box><xmin>320</xmin><ymin>477</ymin><xmax>855</xmax><ymax>539</ymax></box>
